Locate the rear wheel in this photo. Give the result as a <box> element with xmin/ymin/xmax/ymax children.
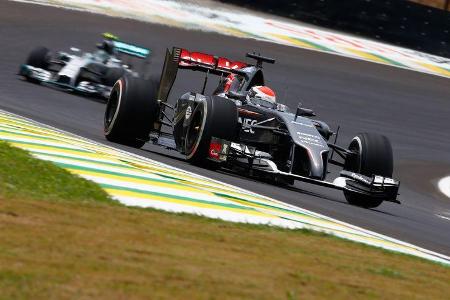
<box><xmin>343</xmin><ymin>133</ymin><xmax>393</xmax><ymax>208</ymax></box>
<box><xmin>104</xmin><ymin>74</ymin><xmax>159</xmax><ymax>148</ymax></box>
<box><xmin>185</xmin><ymin>96</ymin><xmax>238</xmax><ymax>166</ymax></box>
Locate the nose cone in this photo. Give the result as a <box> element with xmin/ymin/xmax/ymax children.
<box><xmin>307</xmin><ymin>148</ymin><xmax>329</xmax><ymax>180</ymax></box>
<box><xmin>282</xmin><ymin>114</ymin><xmax>329</xmax><ymax>180</ymax></box>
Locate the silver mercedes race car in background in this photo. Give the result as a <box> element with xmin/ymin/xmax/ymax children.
<box><xmin>19</xmin><ymin>33</ymin><xmax>151</xmax><ymax>100</ymax></box>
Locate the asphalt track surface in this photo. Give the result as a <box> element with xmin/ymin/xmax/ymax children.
<box><xmin>1</xmin><ymin>1</ymin><xmax>450</xmax><ymax>255</ymax></box>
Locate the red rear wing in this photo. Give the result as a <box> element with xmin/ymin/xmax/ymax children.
<box><xmin>156</xmin><ymin>47</ymin><xmax>249</xmax><ymax>114</ymax></box>
<box><xmin>179</xmin><ymin>48</ymin><xmax>248</xmax><ymax>74</ymax></box>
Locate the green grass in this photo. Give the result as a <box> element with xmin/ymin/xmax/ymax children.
<box><xmin>0</xmin><ymin>141</ymin><xmax>111</xmax><ymax>204</ymax></box>
<box><xmin>0</xmin><ymin>141</ymin><xmax>450</xmax><ymax>299</ymax></box>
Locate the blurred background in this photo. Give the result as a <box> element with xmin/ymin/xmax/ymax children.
<box><xmin>217</xmin><ymin>0</ymin><xmax>450</xmax><ymax>58</ymax></box>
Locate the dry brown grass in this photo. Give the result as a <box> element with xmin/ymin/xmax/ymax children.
<box><xmin>409</xmin><ymin>0</ymin><xmax>450</xmax><ymax>10</ymax></box>
<box><xmin>1</xmin><ymin>197</ymin><xmax>449</xmax><ymax>300</ymax></box>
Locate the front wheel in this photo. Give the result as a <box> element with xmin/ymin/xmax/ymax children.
<box><xmin>343</xmin><ymin>133</ymin><xmax>393</xmax><ymax>208</ymax></box>
<box><xmin>104</xmin><ymin>74</ymin><xmax>159</xmax><ymax>148</ymax></box>
<box><xmin>26</xmin><ymin>46</ymin><xmax>51</xmax><ymax>69</ymax></box>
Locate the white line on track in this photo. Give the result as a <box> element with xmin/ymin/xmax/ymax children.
<box><xmin>436</xmin><ymin>214</ymin><xmax>450</xmax><ymax>221</ymax></box>
<box><xmin>438</xmin><ymin>176</ymin><xmax>450</xmax><ymax>198</ymax></box>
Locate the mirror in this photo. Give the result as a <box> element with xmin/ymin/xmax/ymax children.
<box><xmin>295</xmin><ymin>102</ymin><xmax>316</xmax><ymax>119</ymax></box>
<box><xmin>297</xmin><ymin>107</ymin><xmax>316</xmax><ymax>117</ymax></box>
<box><xmin>227</xmin><ymin>91</ymin><xmax>247</xmax><ymax>100</ymax></box>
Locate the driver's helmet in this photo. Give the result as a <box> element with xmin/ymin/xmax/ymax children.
<box><xmin>101</xmin><ymin>40</ymin><xmax>116</xmax><ymax>55</ymax></box>
<box><xmin>246</xmin><ymin>85</ymin><xmax>276</xmax><ymax>108</ymax></box>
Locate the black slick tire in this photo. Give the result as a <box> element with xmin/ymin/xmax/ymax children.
<box><xmin>343</xmin><ymin>133</ymin><xmax>393</xmax><ymax>208</ymax></box>
<box><xmin>103</xmin><ymin>67</ymin><xmax>125</xmax><ymax>86</ymax></box>
<box><xmin>104</xmin><ymin>73</ymin><xmax>159</xmax><ymax>148</ymax></box>
<box><xmin>26</xmin><ymin>46</ymin><xmax>50</xmax><ymax>69</ymax></box>
<box><xmin>184</xmin><ymin>96</ymin><xmax>238</xmax><ymax>166</ymax></box>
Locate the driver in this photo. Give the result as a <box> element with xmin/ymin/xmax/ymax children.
<box><xmin>246</xmin><ymin>85</ymin><xmax>277</xmax><ymax>109</ymax></box>
<box><xmin>96</xmin><ymin>39</ymin><xmax>117</xmax><ymax>64</ymax></box>
<box><xmin>101</xmin><ymin>40</ymin><xmax>116</xmax><ymax>55</ymax></box>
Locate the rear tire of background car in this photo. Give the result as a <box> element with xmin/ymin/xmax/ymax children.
<box><xmin>26</xmin><ymin>46</ymin><xmax>50</xmax><ymax>69</ymax></box>
<box><xmin>103</xmin><ymin>68</ymin><xmax>125</xmax><ymax>86</ymax></box>
<box><xmin>104</xmin><ymin>73</ymin><xmax>159</xmax><ymax>148</ymax></box>
<box><xmin>343</xmin><ymin>133</ymin><xmax>393</xmax><ymax>208</ymax></box>
<box><xmin>185</xmin><ymin>96</ymin><xmax>238</xmax><ymax>166</ymax></box>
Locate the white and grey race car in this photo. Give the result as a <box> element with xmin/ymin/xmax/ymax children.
<box><xmin>104</xmin><ymin>47</ymin><xmax>400</xmax><ymax>209</ymax></box>
<box><xmin>19</xmin><ymin>33</ymin><xmax>151</xmax><ymax>100</ymax></box>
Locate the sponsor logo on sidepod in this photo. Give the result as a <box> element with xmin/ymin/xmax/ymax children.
<box><xmin>238</xmin><ymin>117</ymin><xmax>257</xmax><ymax>134</ymax></box>
<box><xmin>185</xmin><ymin>106</ymin><xmax>192</xmax><ymax>120</ymax></box>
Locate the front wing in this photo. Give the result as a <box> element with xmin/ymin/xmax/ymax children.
<box><xmin>207</xmin><ymin>137</ymin><xmax>401</xmax><ymax>204</ymax></box>
<box><xmin>149</xmin><ymin>133</ymin><xmax>400</xmax><ymax>204</ymax></box>
<box><xmin>19</xmin><ymin>64</ymin><xmax>112</xmax><ymax>99</ymax></box>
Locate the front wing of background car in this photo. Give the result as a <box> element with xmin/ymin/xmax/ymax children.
<box><xmin>19</xmin><ymin>64</ymin><xmax>112</xmax><ymax>99</ymax></box>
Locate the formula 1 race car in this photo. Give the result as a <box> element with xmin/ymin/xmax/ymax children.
<box><xmin>104</xmin><ymin>47</ymin><xmax>400</xmax><ymax>208</ymax></box>
<box><xmin>19</xmin><ymin>33</ymin><xmax>151</xmax><ymax>100</ymax></box>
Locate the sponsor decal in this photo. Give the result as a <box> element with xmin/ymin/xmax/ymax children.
<box><xmin>180</xmin><ymin>49</ymin><xmax>247</xmax><ymax>70</ymax></box>
<box><xmin>113</xmin><ymin>41</ymin><xmax>150</xmax><ymax>58</ymax></box>
<box><xmin>374</xmin><ymin>175</ymin><xmax>396</xmax><ymax>185</ymax></box>
<box><xmin>209</xmin><ymin>137</ymin><xmax>229</xmax><ymax>161</ymax></box>
<box><xmin>297</xmin><ymin>132</ymin><xmax>319</xmax><ymax>138</ymax></box>
<box><xmin>292</xmin><ymin>121</ymin><xmax>314</xmax><ymax>127</ymax></box>
<box><xmin>238</xmin><ymin>108</ymin><xmax>261</xmax><ymax>117</ymax></box>
<box><xmin>296</xmin><ymin>132</ymin><xmax>325</xmax><ymax>148</ymax></box>
<box><xmin>185</xmin><ymin>106</ymin><xmax>192</xmax><ymax>120</ymax></box>
<box><xmin>238</xmin><ymin>117</ymin><xmax>257</xmax><ymax>134</ymax></box>
<box><xmin>196</xmin><ymin>94</ymin><xmax>206</xmax><ymax>101</ymax></box>
<box><xmin>350</xmin><ymin>172</ymin><xmax>372</xmax><ymax>185</ymax></box>
<box><xmin>276</xmin><ymin>103</ymin><xmax>287</xmax><ymax>112</ymax></box>
<box><xmin>223</xmin><ymin>74</ymin><xmax>235</xmax><ymax>93</ymax></box>
<box><xmin>209</xmin><ymin>141</ymin><xmax>221</xmax><ymax>160</ymax></box>
<box><xmin>231</xmin><ymin>142</ymin><xmax>256</xmax><ymax>155</ymax></box>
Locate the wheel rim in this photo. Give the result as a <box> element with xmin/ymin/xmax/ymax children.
<box><xmin>347</xmin><ymin>138</ymin><xmax>362</xmax><ymax>172</ymax></box>
<box><xmin>105</xmin><ymin>90</ymin><xmax>118</xmax><ymax>126</ymax></box>
<box><xmin>185</xmin><ymin>109</ymin><xmax>203</xmax><ymax>155</ymax></box>
<box><xmin>104</xmin><ymin>84</ymin><xmax>120</xmax><ymax>133</ymax></box>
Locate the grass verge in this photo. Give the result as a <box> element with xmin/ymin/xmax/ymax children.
<box><xmin>0</xmin><ymin>141</ymin><xmax>111</xmax><ymax>204</ymax></box>
<box><xmin>0</xmin><ymin>141</ymin><xmax>449</xmax><ymax>299</ymax></box>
